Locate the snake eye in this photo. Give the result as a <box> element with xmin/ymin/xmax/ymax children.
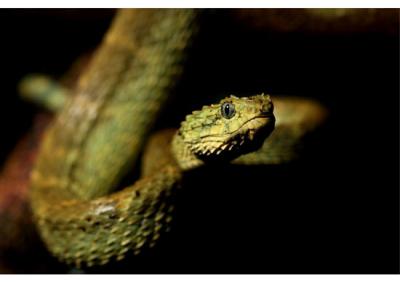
<box><xmin>221</xmin><ymin>102</ymin><xmax>235</xmax><ymax>119</ymax></box>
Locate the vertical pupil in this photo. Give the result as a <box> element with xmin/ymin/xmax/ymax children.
<box><xmin>225</xmin><ymin>104</ymin><xmax>230</xmax><ymax>116</ymax></box>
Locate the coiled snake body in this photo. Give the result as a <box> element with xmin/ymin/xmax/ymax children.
<box><xmin>27</xmin><ymin>10</ymin><xmax>327</xmax><ymax>268</ymax></box>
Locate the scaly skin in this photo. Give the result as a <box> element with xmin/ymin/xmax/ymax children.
<box><xmin>30</xmin><ymin>9</ymin><xmax>199</xmax><ymax>267</ymax></box>
<box><xmin>32</xmin><ymin>91</ymin><xmax>276</xmax><ymax>268</ymax></box>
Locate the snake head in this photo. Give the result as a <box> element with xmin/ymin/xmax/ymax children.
<box><xmin>179</xmin><ymin>93</ymin><xmax>275</xmax><ymax>162</ymax></box>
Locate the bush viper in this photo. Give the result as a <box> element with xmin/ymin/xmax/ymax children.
<box><xmin>23</xmin><ymin>9</ymin><xmax>327</xmax><ymax>268</ymax></box>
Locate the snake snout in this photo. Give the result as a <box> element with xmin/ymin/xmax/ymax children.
<box><xmin>261</xmin><ymin>98</ymin><xmax>274</xmax><ymax>115</ymax></box>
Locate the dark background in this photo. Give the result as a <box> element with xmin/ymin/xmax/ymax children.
<box><xmin>0</xmin><ymin>9</ymin><xmax>398</xmax><ymax>274</ymax></box>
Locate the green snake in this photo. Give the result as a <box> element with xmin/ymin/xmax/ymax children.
<box><xmin>25</xmin><ymin>9</ymin><xmax>327</xmax><ymax>268</ymax></box>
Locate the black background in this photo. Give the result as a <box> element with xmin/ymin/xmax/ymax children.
<box><xmin>0</xmin><ymin>9</ymin><xmax>398</xmax><ymax>274</ymax></box>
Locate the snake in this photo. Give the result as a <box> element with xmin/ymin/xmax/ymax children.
<box><xmin>24</xmin><ymin>9</ymin><xmax>327</xmax><ymax>268</ymax></box>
